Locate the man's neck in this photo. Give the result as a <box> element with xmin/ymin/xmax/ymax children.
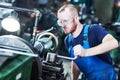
<box><xmin>72</xmin><ymin>23</ymin><xmax>83</xmax><ymax>38</ymax></box>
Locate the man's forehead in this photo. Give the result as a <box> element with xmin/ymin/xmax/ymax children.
<box><xmin>58</xmin><ymin>9</ymin><xmax>72</xmax><ymax>18</ymax></box>
<box><xmin>60</xmin><ymin>8</ymin><xmax>70</xmax><ymax>14</ymax></box>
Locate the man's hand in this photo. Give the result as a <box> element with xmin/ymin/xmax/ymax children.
<box><xmin>73</xmin><ymin>44</ymin><xmax>85</xmax><ymax>57</ymax></box>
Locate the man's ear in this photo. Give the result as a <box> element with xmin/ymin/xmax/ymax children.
<box><xmin>74</xmin><ymin>16</ymin><xmax>80</xmax><ymax>23</ymax></box>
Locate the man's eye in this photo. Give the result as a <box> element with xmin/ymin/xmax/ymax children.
<box><xmin>63</xmin><ymin>20</ymin><xmax>68</xmax><ymax>23</ymax></box>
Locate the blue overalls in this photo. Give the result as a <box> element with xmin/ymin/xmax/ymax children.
<box><xmin>65</xmin><ymin>25</ymin><xmax>116</xmax><ymax>80</ymax></box>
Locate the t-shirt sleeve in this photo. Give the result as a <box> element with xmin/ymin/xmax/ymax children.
<box><xmin>91</xmin><ymin>24</ymin><xmax>108</xmax><ymax>42</ymax></box>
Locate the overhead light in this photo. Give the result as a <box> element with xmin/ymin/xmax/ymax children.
<box><xmin>1</xmin><ymin>16</ymin><xmax>20</xmax><ymax>32</ymax></box>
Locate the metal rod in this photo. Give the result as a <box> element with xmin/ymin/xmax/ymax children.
<box><xmin>0</xmin><ymin>48</ymin><xmax>38</xmax><ymax>57</ymax></box>
<box><xmin>0</xmin><ymin>3</ymin><xmax>34</xmax><ymax>12</ymax></box>
<box><xmin>0</xmin><ymin>44</ymin><xmax>29</xmax><ymax>52</ymax></box>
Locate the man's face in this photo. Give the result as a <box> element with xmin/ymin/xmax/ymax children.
<box><xmin>57</xmin><ymin>9</ymin><xmax>77</xmax><ymax>34</ymax></box>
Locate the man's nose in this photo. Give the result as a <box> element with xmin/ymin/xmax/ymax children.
<box><xmin>61</xmin><ymin>24</ymin><xmax>66</xmax><ymax>29</ymax></box>
<box><xmin>61</xmin><ymin>22</ymin><xmax>66</xmax><ymax>26</ymax></box>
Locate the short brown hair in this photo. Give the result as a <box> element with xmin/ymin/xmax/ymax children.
<box><xmin>57</xmin><ymin>4</ymin><xmax>78</xmax><ymax>16</ymax></box>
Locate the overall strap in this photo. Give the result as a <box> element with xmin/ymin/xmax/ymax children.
<box><xmin>67</xmin><ymin>34</ymin><xmax>73</xmax><ymax>53</ymax></box>
<box><xmin>64</xmin><ymin>34</ymin><xmax>73</xmax><ymax>54</ymax></box>
<box><xmin>83</xmin><ymin>25</ymin><xmax>90</xmax><ymax>49</ymax></box>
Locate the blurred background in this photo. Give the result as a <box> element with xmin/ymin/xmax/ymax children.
<box><xmin>0</xmin><ymin>0</ymin><xmax>120</xmax><ymax>80</ymax></box>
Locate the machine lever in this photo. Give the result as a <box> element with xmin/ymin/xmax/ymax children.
<box><xmin>46</xmin><ymin>52</ymin><xmax>77</xmax><ymax>63</ymax></box>
<box><xmin>57</xmin><ymin>55</ymin><xmax>77</xmax><ymax>60</ymax></box>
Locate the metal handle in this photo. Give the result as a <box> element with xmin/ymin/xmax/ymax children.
<box><xmin>57</xmin><ymin>55</ymin><xmax>77</xmax><ymax>60</ymax></box>
<box><xmin>46</xmin><ymin>52</ymin><xmax>77</xmax><ymax>61</ymax></box>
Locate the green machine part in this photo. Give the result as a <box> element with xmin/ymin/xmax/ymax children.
<box><xmin>107</xmin><ymin>29</ymin><xmax>120</xmax><ymax>64</ymax></box>
<box><xmin>0</xmin><ymin>56</ymin><xmax>32</xmax><ymax>80</ymax></box>
<box><xmin>0</xmin><ymin>35</ymin><xmax>37</xmax><ymax>80</ymax></box>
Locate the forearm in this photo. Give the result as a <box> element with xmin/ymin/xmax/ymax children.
<box><xmin>85</xmin><ymin>37</ymin><xmax>119</xmax><ymax>57</ymax></box>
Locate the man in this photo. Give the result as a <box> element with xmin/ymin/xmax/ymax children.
<box><xmin>57</xmin><ymin>4</ymin><xmax>119</xmax><ymax>80</ymax></box>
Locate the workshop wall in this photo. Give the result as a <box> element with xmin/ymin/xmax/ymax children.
<box><xmin>94</xmin><ymin>0</ymin><xmax>114</xmax><ymax>24</ymax></box>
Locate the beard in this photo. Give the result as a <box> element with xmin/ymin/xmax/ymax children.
<box><xmin>63</xmin><ymin>24</ymin><xmax>77</xmax><ymax>35</ymax></box>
